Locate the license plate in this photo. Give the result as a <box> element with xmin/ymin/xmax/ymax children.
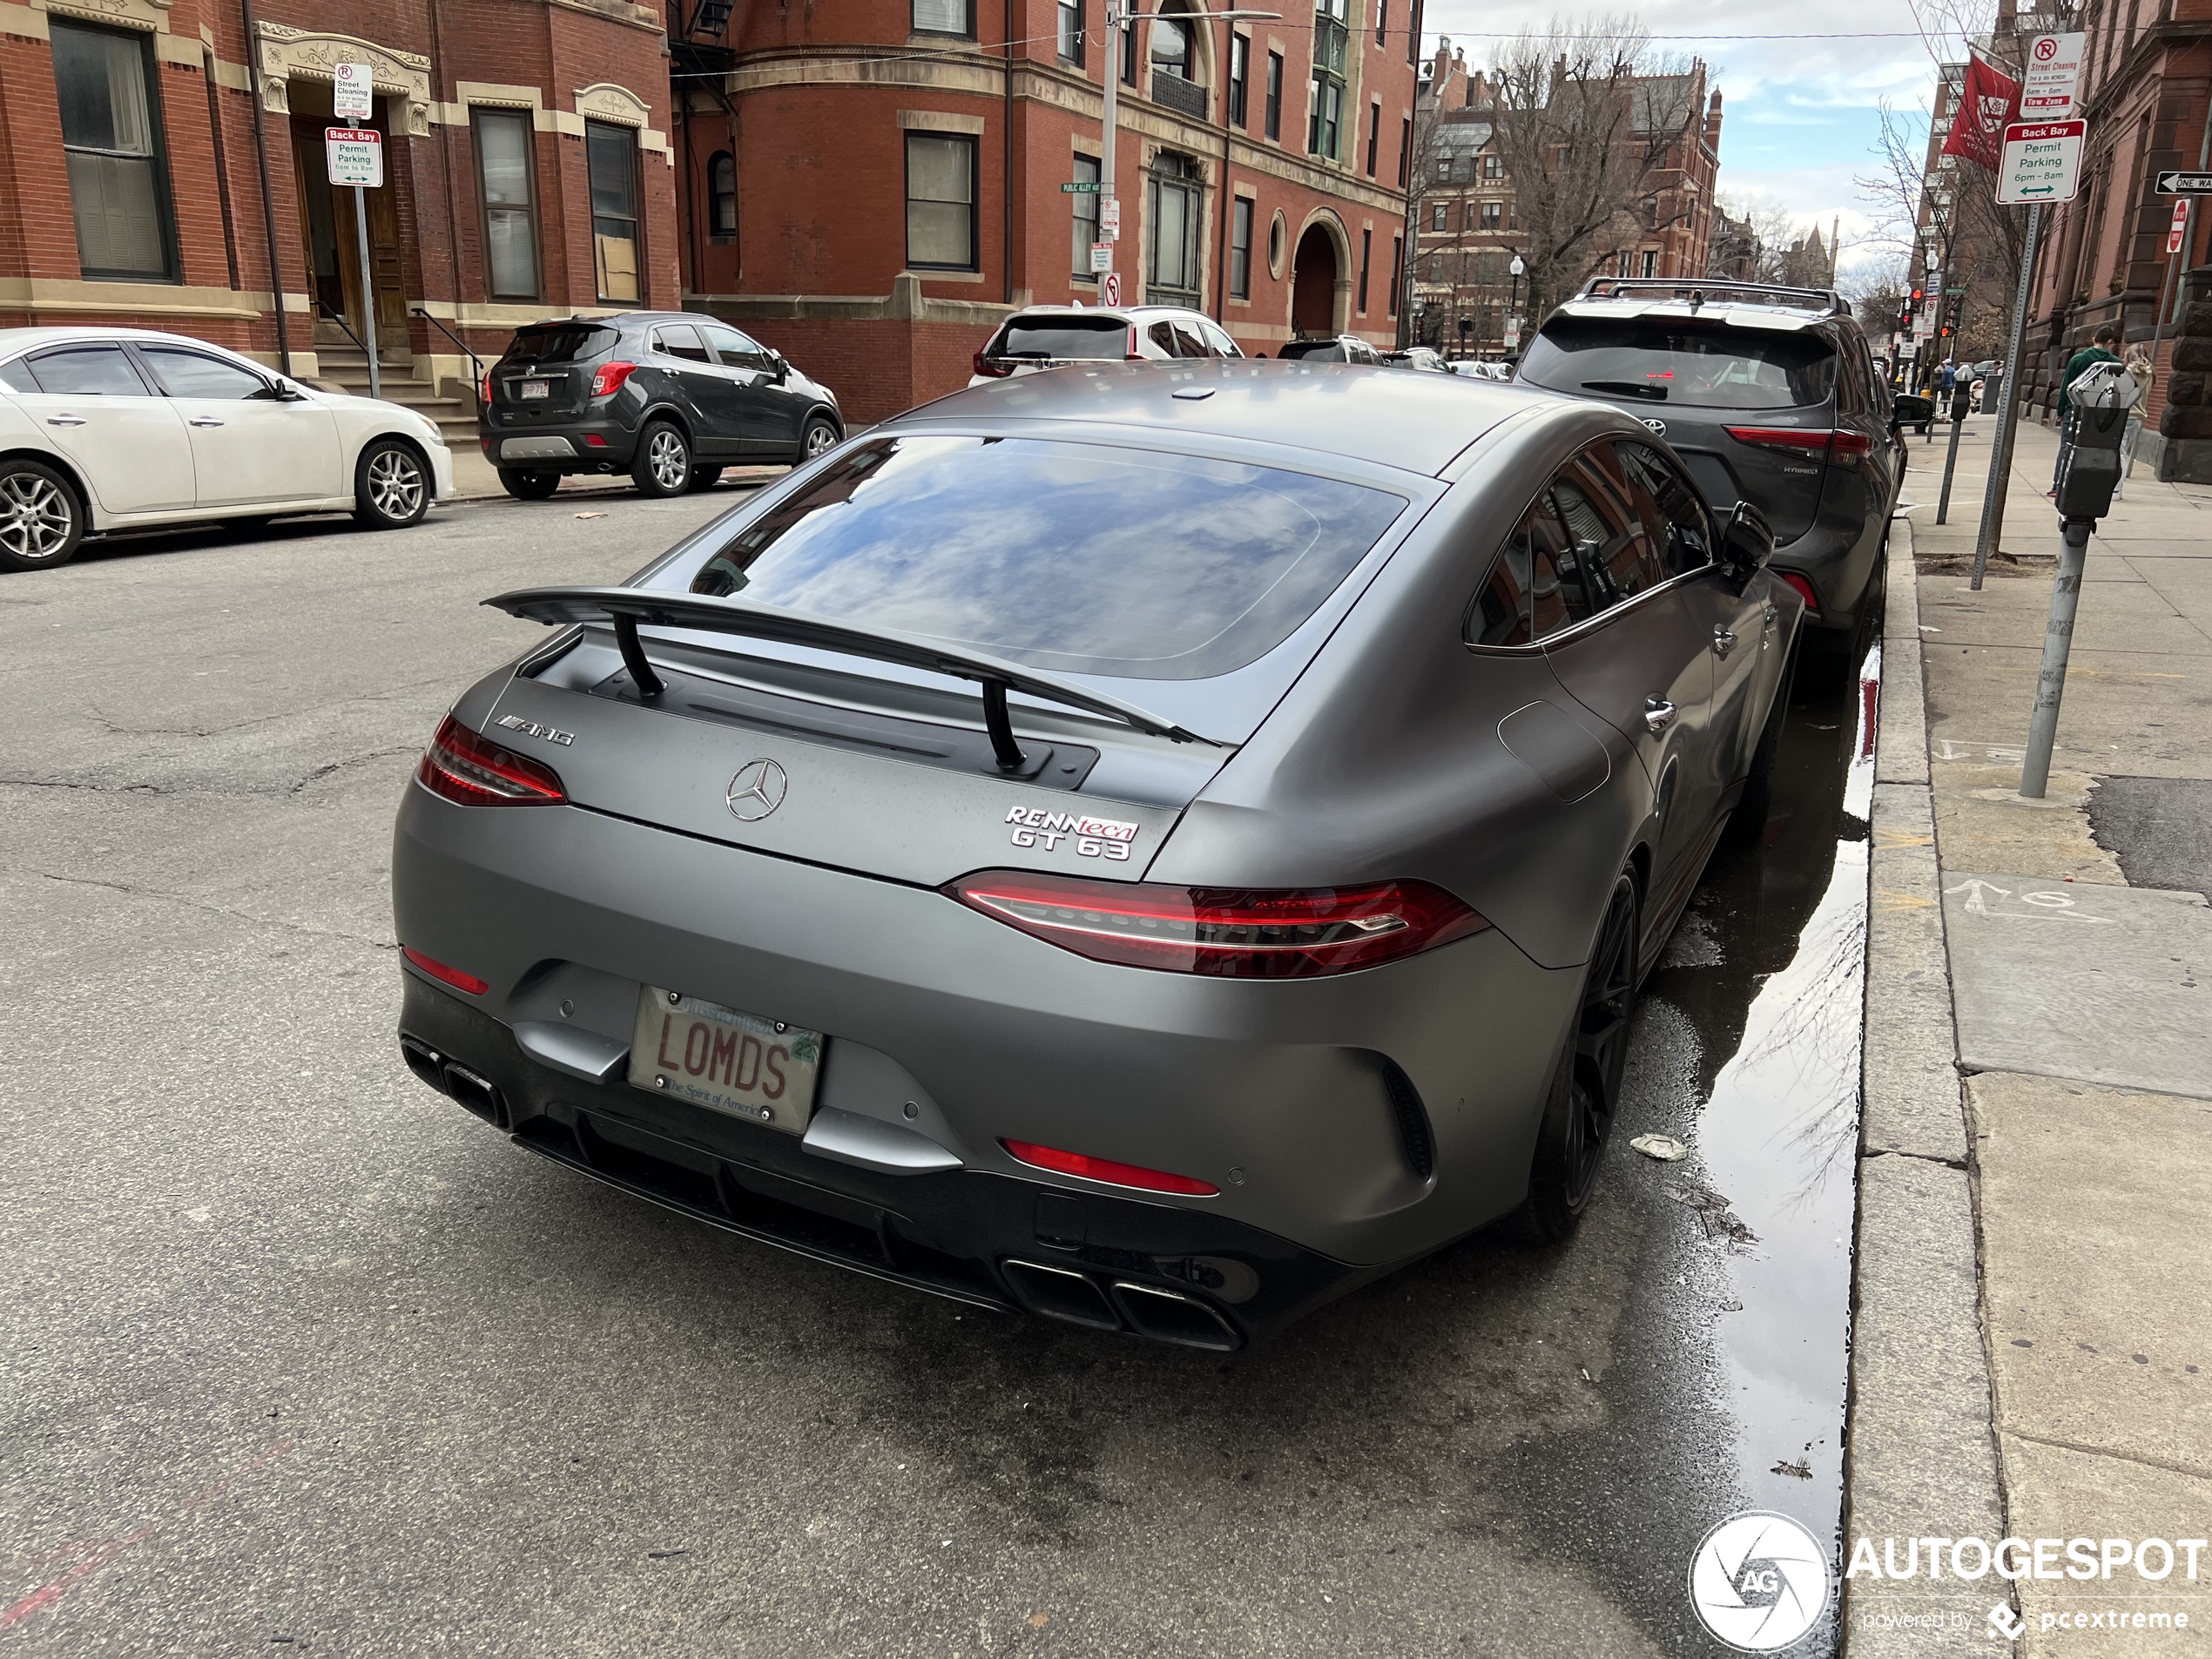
<box><xmin>627</xmin><ymin>986</ymin><xmax>821</xmax><ymax>1133</ymax></box>
<box><xmin>518</xmin><ymin>380</ymin><xmax>550</xmax><ymax>400</ymax></box>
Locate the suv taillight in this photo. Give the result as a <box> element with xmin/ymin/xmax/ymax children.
<box><xmin>946</xmin><ymin>871</ymin><xmax>1488</xmax><ymax>978</ymax></box>
<box><xmin>1125</xmin><ymin>324</ymin><xmax>1141</xmax><ymax>361</ymax></box>
<box><xmin>1725</xmin><ymin>426</ymin><xmax>1871</xmax><ymax>463</ymax></box>
<box><xmin>590</xmin><ymin>361</ymin><xmax>639</xmax><ymax>398</ymax></box>
<box><xmin>416</xmin><ymin>714</ymin><xmax>567</xmax><ymax>806</ymax></box>
<box><xmin>972</xmin><ymin>349</ymin><xmax>1015</xmax><ymax>379</ymax></box>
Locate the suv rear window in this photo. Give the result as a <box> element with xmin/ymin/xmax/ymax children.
<box><xmin>988</xmin><ymin>315</ymin><xmax>1130</xmax><ymax>361</ymax></box>
<box><xmin>500</xmin><ymin>326</ymin><xmax>617</xmax><ymax>365</ymax></box>
<box><xmin>1518</xmin><ymin>315</ymin><xmax>1838</xmax><ymax>410</ymax></box>
<box><xmin>666</xmin><ymin>435</ymin><xmax>1406</xmax><ymax>681</ymax></box>
<box><xmin>1278</xmin><ymin>339</ymin><xmax>1346</xmax><ymax>361</ymax></box>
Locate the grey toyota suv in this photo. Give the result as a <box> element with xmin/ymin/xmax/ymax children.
<box><xmin>1517</xmin><ymin>279</ymin><xmax>1922</xmax><ymax>663</ymax></box>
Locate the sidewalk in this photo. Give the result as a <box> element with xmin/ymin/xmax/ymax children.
<box><xmin>1846</xmin><ymin>414</ymin><xmax>2212</xmax><ymax>1654</ymax></box>
<box><xmin>442</xmin><ymin>442</ymin><xmax>792</xmax><ymax>503</ymax></box>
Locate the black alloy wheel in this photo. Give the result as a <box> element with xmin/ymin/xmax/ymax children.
<box><xmin>632</xmin><ymin>421</ymin><xmax>691</xmax><ymax>497</ymax></box>
<box><xmin>499</xmin><ymin>468</ymin><xmax>562</xmax><ymax>502</ymax></box>
<box><xmin>354</xmin><ymin>438</ymin><xmax>431</xmax><ymax>529</ymax></box>
<box><xmin>799</xmin><ymin>415</ymin><xmax>840</xmax><ymax>460</ymax></box>
<box><xmin>1516</xmin><ymin>872</ymin><xmax>1639</xmax><ymax>1241</ymax></box>
<box><xmin>0</xmin><ymin>458</ymin><xmax>82</xmax><ymax>573</ymax></box>
<box><xmin>686</xmin><ymin>465</ymin><xmax>724</xmax><ymax>493</ymax></box>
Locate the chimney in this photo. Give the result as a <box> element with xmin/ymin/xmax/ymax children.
<box><xmin>1705</xmin><ymin>89</ymin><xmax>1723</xmax><ymax>147</ymax></box>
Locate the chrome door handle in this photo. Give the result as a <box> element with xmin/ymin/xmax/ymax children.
<box><xmin>45</xmin><ymin>415</ymin><xmax>86</xmax><ymax>427</ymax></box>
<box><xmin>1643</xmin><ymin>696</ymin><xmax>1677</xmax><ymax>733</ymax></box>
<box><xmin>187</xmin><ymin>416</ymin><xmax>226</xmax><ymax>428</ymax></box>
<box><xmin>1712</xmin><ymin>627</ymin><xmax>1737</xmax><ymax>657</ymax></box>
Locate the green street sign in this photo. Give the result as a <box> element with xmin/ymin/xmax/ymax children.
<box><xmin>1946</xmin><ymin>286</ymin><xmax>1966</xmax><ymax>294</ymax></box>
<box><xmin>1061</xmin><ymin>180</ymin><xmax>1101</xmax><ymax>193</ymax></box>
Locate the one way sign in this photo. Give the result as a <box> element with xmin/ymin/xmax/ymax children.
<box><xmin>2157</xmin><ymin>171</ymin><xmax>2212</xmax><ymax>195</ymax></box>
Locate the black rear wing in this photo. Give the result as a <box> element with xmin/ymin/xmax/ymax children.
<box><xmin>484</xmin><ymin>585</ymin><xmax>1224</xmax><ymax>769</ymax></box>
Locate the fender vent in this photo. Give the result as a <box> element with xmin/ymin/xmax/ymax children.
<box><xmin>1381</xmin><ymin>1061</ymin><xmax>1434</xmax><ymax>1181</ymax></box>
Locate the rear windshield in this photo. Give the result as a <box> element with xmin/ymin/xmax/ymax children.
<box><xmin>1278</xmin><ymin>340</ymin><xmax>1346</xmax><ymax>361</ymax></box>
<box><xmin>500</xmin><ymin>326</ymin><xmax>616</xmax><ymax>366</ymax></box>
<box><xmin>1518</xmin><ymin>316</ymin><xmax>1837</xmax><ymax>410</ymax></box>
<box><xmin>661</xmin><ymin>435</ymin><xmax>1406</xmax><ymax>681</ymax></box>
<box><xmin>988</xmin><ymin>315</ymin><xmax>1130</xmax><ymax>361</ymax></box>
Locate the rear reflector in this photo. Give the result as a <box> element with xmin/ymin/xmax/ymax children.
<box><xmin>416</xmin><ymin>713</ymin><xmax>567</xmax><ymax>806</ymax></box>
<box><xmin>1001</xmin><ymin>1138</ymin><xmax>1219</xmax><ymax>1196</ymax></box>
<box><xmin>1780</xmin><ymin>571</ymin><xmax>1820</xmax><ymax>613</ymax></box>
<box><xmin>947</xmin><ymin>871</ymin><xmax>1489</xmax><ymax>977</ymax></box>
<box><xmin>401</xmin><ymin>946</ymin><xmax>489</xmax><ymax>995</ymax></box>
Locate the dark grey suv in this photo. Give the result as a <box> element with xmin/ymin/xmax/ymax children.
<box><xmin>1517</xmin><ymin>279</ymin><xmax>1919</xmax><ymax>661</ymax></box>
<box><xmin>478</xmin><ymin>314</ymin><xmax>842</xmax><ymax>501</ymax></box>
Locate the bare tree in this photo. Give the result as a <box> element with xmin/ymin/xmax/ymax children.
<box><xmin>1480</xmin><ymin>17</ymin><xmax>1701</xmax><ymax>318</ymax></box>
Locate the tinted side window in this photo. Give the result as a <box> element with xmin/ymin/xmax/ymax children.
<box><xmin>1</xmin><ymin>358</ymin><xmax>43</xmax><ymax>393</ymax></box>
<box><xmin>701</xmin><ymin>323</ymin><xmax>768</xmax><ymax>370</ymax></box>
<box><xmin>1569</xmin><ymin>450</ymin><xmax>1668</xmax><ymax>602</ymax></box>
<box><xmin>1467</xmin><ymin>528</ymin><xmax>1533</xmax><ymax>647</ymax></box>
<box><xmin>28</xmin><ymin>345</ymin><xmax>152</xmax><ymax>395</ymax></box>
<box><xmin>138</xmin><ymin>347</ymin><xmax>269</xmax><ymax>400</ymax></box>
<box><xmin>1170</xmin><ymin>320</ymin><xmax>1211</xmax><ymax>359</ymax></box>
<box><xmin>1525</xmin><ymin>494</ymin><xmax>1588</xmax><ymax>637</ymax></box>
<box><xmin>651</xmin><ymin>323</ymin><xmax>710</xmax><ymax>364</ymax></box>
<box><xmin>1198</xmin><ymin>319</ymin><xmax>1240</xmax><ymax>357</ymax></box>
<box><xmin>1146</xmin><ymin>320</ymin><xmax>1181</xmax><ymax>357</ymax></box>
<box><xmin>1616</xmin><ymin>442</ymin><xmax>1712</xmax><ymax>574</ymax></box>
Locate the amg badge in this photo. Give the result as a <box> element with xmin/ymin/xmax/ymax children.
<box><xmin>1005</xmin><ymin>805</ymin><xmax>1138</xmax><ymax>861</ymax></box>
<box><xmin>496</xmin><ymin>713</ymin><xmax>575</xmax><ymax>746</ymax></box>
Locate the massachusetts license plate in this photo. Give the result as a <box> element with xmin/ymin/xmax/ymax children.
<box><xmin>628</xmin><ymin>986</ymin><xmax>821</xmax><ymax>1133</ymax></box>
<box><xmin>518</xmin><ymin>380</ymin><xmax>550</xmax><ymax>400</ymax></box>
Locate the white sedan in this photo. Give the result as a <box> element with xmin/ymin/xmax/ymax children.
<box><xmin>0</xmin><ymin>327</ymin><xmax>456</xmax><ymax>573</ymax></box>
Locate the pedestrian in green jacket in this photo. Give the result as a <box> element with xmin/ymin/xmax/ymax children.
<box><xmin>2052</xmin><ymin>322</ymin><xmax>2123</xmax><ymax>495</ymax></box>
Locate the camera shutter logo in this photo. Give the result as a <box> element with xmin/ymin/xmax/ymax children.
<box><xmin>725</xmin><ymin>759</ymin><xmax>788</xmax><ymax>822</ymax></box>
<box><xmin>1688</xmin><ymin>1511</ymin><xmax>1831</xmax><ymax>1652</ymax></box>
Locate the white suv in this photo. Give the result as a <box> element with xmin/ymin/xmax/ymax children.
<box><xmin>969</xmin><ymin>305</ymin><xmax>1244</xmax><ymax>384</ymax></box>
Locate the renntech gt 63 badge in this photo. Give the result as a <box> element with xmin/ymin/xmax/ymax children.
<box><xmin>1005</xmin><ymin>805</ymin><xmax>1140</xmax><ymax>860</ymax></box>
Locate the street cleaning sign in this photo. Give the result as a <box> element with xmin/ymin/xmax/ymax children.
<box><xmin>2019</xmin><ymin>31</ymin><xmax>2084</xmax><ymax>119</ymax></box>
<box><xmin>332</xmin><ymin>60</ymin><xmax>374</xmax><ymax>121</ymax></box>
<box><xmin>325</xmin><ymin>127</ymin><xmax>383</xmax><ymax>189</ymax></box>
<box><xmin>1997</xmin><ymin>120</ymin><xmax>2084</xmax><ymax>205</ymax></box>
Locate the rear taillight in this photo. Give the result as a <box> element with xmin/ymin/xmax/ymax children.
<box><xmin>1001</xmin><ymin>1138</ymin><xmax>1220</xmax><ymax>1196</ymax></box>
<box><xmin>590</xmin><ymin>360</ymin><xmax>639</xmax><ymax>398</ymax></box>
<box><xmin>416</xmin><ymin>713</ymin><xmax>567</xmax><ymax>806</ymax></box>
<box><xmin>478</xmin><ymin>373</ymin><xmax>491</xmax><ymax>405</ymax></box>
<box><xmin>1781</xmin><ymin>571</ymin><xmax>1820</xmax><ymax>613</ymax></box>
<box><xmin>1725</xmin><ymin>425</ymin><xmax>1869</xmax><ymax>463</ymax></box>
<box><xmin>401</xmin><ymin>946</ymin><xmax>489</xmax><ymax>995</ymax></box>
<box><xmin>972</xmin><ymin>349</ymin><xmax>1015</xmax><ymax>379</ymax></box>
<box><xmin>1125</xmin><ymin>324</ymin><xmax>1140</xmax><ymax>361</ymax></box>
<box><xmin>946</xmin><ymin>871</ymin><xmax>1489</xmax><ymax>977</ymax></box>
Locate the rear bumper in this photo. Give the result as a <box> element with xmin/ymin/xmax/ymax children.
<box><xmin>478</xmin><ymin>414</ymin><xmax>638</xmax><ymax>471</ymax></box>
<box><xmin>1769</xmin><ymin>521</ymin><xmax>1878</xmax><ymax>633</ymax></box>
<box><xmin>390</xmin><ymin>782</ymin><xmax>1580</xmax><ymax>1337</ymax></box>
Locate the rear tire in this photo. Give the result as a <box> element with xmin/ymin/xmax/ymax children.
<box><xmin>1723</xmin><ymin>642</ymin><xmax>1799</xmax><ymax>848</ymax></box>
<box><xmin>1514</xmin><ymin>873</ymin><xmax>1639</xmax><ymax>1243</ymax></box>
<box><xmin>632</xmin><ymin>421</ymin><xmax>691</xmax><ymax>497</ymax></box>
<box><xmin>0</xmin><ymin>457</ymin><xmax>83</xmax><ymax>573</ymax></box>
<box><xmin>353</xmin><ymin>438</ymin><xmax>431</xmax><ymax>529</ymax></box>
<box><xmin>686</xmin><ymin>465</ymin><xmax>724</xmax><ymax>493</ymax></box>
<box><xmin>499</xmin><ymin>468</ymin><xmax>561</xmax><ymax>502</ymax></box>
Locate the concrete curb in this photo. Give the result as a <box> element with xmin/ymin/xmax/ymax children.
<box><xmin>1840</xmin><ymin>518</ymin><xmax>2011</xmax><ymax>1655</ymax></box>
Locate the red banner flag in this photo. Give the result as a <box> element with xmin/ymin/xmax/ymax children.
<box><xmin>1941</xmin><ymin>53</ymin><xmax>2022</xmax><ymax>172</ymax></box>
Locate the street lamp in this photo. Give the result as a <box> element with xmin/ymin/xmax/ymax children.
<box><xmin>1507</xmin><ymin>253</ymin><xmax>1526</xmax><ymax>318</ymax></box>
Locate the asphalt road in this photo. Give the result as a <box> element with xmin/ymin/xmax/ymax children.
<box><xmin>1</xmin><ymin>491</ymin><xmax>1865</xmax><ymax>1656</ymax></box>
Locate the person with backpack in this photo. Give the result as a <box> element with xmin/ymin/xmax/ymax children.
<box><xmin>2051</xmin><ymin>323</ymin><xmax>2123</xmax><ymax>496</ymax></box>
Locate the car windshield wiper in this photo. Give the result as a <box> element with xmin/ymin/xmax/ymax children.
<box><xmin>1581</xmin><ymin>380</ymin><xmax>1669</xmax><ymax>401</ymax></box>
<box><xmin>484</xmin><ymin>585</ymin><xmax>1227</xmax><ymax>768</ymax></box>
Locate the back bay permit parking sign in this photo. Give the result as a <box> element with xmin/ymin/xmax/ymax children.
<box><xmin>325</xmin><ymin>127</ymin><xmax>383</xmax><ymax>190</ymax></box>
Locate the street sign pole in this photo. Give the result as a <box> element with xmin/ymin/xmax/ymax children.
<box><xmin>1098</xmin><ymin>0</ymin><xmax>1121</xmax><ymax>307</ymax></box>
<box><xmin>1972</xmin><ymin>201</ymin><xmax>2043</xmax><ymax>590</ymax></box>
<box><xmin>354</xmin><ymin>185</ymin><xmax>379</xmax><ymax>401</ymax></box>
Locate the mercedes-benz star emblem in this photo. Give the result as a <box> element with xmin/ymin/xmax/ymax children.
<box><xmin>725</xmin><ymin>759</ymin><xmax>788</xmax><ymax>822</ymax></box>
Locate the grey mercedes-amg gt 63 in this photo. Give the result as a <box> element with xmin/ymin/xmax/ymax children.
<box><xmin>392</xmin><ymin>360</ymin><xmax>1801</xmax><ymax>1351</ymax></box>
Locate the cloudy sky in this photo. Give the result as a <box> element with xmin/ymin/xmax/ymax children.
<box><xmin>1418</xmin><ymin>0</ymin><xmax>1965</xmax><ymax>276</ymax></box>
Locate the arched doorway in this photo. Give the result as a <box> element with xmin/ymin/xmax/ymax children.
<box><xmin>1291</xmin><ymin>224</ymin><xmax>1339</xmax><ymax>337</ymax></box>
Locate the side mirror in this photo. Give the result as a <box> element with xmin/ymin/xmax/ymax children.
<box><xmin>769</xmin><ymin>351</ymin><xmax>790</xmax><ymax>384</ymax></box>
<box><xmin>1892</xmin><ymin>393</ymin><xmax>1934</xmax><ymax>428</ymax></box>
<box><xmin>1723</xmin><ymin>500</ymin><xmax>1775</xmax><ymax>579</ymax></box>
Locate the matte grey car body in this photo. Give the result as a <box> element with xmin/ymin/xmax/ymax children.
<box><xmin>392</xmin><ymin>361</ymin><xmax>1803</xmax><ymax>1349</ymax></box>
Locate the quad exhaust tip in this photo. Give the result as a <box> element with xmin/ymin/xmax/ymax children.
<box><xmin>400</xmin><ymin>1036</ymin><xmax>509</xmax><ymax>1129</ymax></box>
<box><xmin>1001</xmin><ymin>1259</ymin><xmax>1241</xmax><ymax>1351</ymax></box>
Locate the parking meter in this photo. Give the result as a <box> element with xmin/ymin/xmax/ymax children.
<box><xmin>2054</xmin><ymin>369</ymin><xmax>2138</xmax><ymax>523</ymax></box>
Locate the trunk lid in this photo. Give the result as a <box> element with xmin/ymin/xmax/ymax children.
<box><xmin>1643</xmin><ymin>403</ymin><xmax>1833</xmax><ymax>544</ymax></box>
<box><xmin>489</xmin><ymin>323</ymin><xmax>618</xmax><ymax>419</ymax></box>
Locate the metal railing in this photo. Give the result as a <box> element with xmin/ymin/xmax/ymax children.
<box><xmin>411</xmin><ymin>306</ymin><xmax>488</xmax><ymax>397</ymax></box>
<box><xmin>314</xmin><ymin>299</ymin><xmax>372</xmax><ymax>362</ymax></box>
<box><xmin>1150</xmin><ymin>70</ymin><xmax>1208</xmax><ymax>121</ymax></box>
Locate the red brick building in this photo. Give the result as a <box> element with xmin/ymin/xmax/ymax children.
<box><xmin>671</xmin><ymin>0</ymin><xmax>1424</xmax><ymax>424</ymax></box>
<box><xmin>0</xmin><ymin>0</ymin><xmax>678</xmax><ymax>432</ymax></box>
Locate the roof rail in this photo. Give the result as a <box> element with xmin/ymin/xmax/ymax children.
<box><xmin>1573</xmin><ymin>276</ymin><xmax>1846</xmax><ymax>316</ymax></box>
